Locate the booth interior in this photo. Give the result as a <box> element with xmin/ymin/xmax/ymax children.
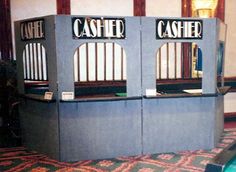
<box><xmin>15</xmin><ymin>15</ymin><xmax>229</xmax><ymax>162</ymax></box>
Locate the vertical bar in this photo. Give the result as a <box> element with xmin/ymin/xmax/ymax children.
<box><xmin>32</xmin><ymin>43</ymin><xmax>36</xmax><ymax>80</ymax></box>
<box><xmin>196</xmin><ymin>45</ymin><xmax>200</xmax><ymax>78</ymax></box>
<box><xmin>41</xmin><ymin>46</ymin><xmax>47</xmax><ymax>80</ymax></box>
<box><xmin>29</xmin><ymin>43</ymin><xmax>33</xmax><ymax>80</ymax></box>
<box><xmin>104</xmin><ymin>43</ymin><xmax>106</xmax><ymax>81</ymax></box>
<box><xmin>34</xmin><ymin>43</ymin><xmax>38</xmax><ymax>80</ymax></box>
<box><xmin>95</xmin><ymin>42</ymin><xmax>98</xmax><ymax>81</ymax></box>
<box><xmin>45</xmin><ymin>52</ymin><xmax>48</xmax><ymax>81</ymax></box>
<box><xmin>182</xmin><ymin>0</ymin><xmax>192</xmax><ymax>17</ymax></box>
<box><xmin>37</xmin><ymin>43</ymin><xmax>41</xmax><ymax>80</ymax></box>
<box><xmin>121</xmin><ymin>47</ymin><xmax>124</xmax><ymax>80</ymax></box>
<box><xmin>57</xmin><ymin>0</ymin><xmax>71</xmax><ymax>14</ymax></box>
<box><xmin>133</xmin><ymin>0</ymin><xmax>146</xmax><ymax>16</ymax></box>
<box><xmin>37</xmin><ymin>44</ymin><xmax>41</xmax><ymax>80</ymax></box>
<box><xmin>40</xmin><ymin>44</ymin><xmax>44</xmax><ymax>80</ymax></box>
<box><xmin>159</xmin><ymin>47</ymin><xmax>161</xmax><ymax>79</ymax></box>
<box><xmin>86</xmin><ymin>43</ymin><xmax>89</xmax><ymax>81</ymax></box>
<box><xmin>24</xmin><ymin>50</ymin><xmax>27</xmax><ymax>79</ymax></box>
<box><xmin>174</xmin><ymin>43</ymin><xmax>177</xmax><ymax>79</ymax></box>
<box><xmin>181</xmin><ymin>0</ymin><xmax>192</xmax><ymax>79</ymax></box>
<box><xmin>36</xmin><ymin>43</ymin><xmax>40</xmax><ymax>80</ymax></box>
<box><xmin>189</xmin><ymin>44</ymin><xmax>192</xmax><ymax>78</ymax></box>
<box><xmin>26</xmin><ymin>45</ymin><xmax>30</xmax><ymax>80</ymax></box>
<box><xmin>112</xmin><ymin>42</ymin><xmax>115</xmax><ymax>80</ymax></box>
<box><xmin>77</xmin><ymin>48</ymin><xmax>80</xmax><ymax>82</ymax></box>
<box><xmin>166</xmin><ymin>43</ymin><xmax>169</xmax><ymax>79</ymax></box>
<box><xmin>216</xmin><ymin>0</ymin><xmax>225</xmax><ymax>22</ymax></box>
<box><xmin>182</xmin><ymin>43</ymin><xmax>191</xmax><ymax>78</ymax></box>
<box><xmin>23</xmin><ymin>51</ymin><xmax>26</xmax><ymax>79</ymax></box>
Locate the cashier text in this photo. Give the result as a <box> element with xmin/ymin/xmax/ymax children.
<box><xmin>20</xmin><ymin>19</ymin><xmax>45</xmax><ymax>41</ymax></box>
<box><xmin>72</xmin><ymin>17</ymin><xmax>126</xmax><ymax>39</ymax></box>
<box><xmin>156</xmin><ymin>19</ymin><xmax>203</xmax><ymax>39</ymax></box>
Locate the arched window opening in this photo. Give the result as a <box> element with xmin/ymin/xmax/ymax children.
<box><xmin>156</xmin><ymin>42</ymin><xmax>203</xmax><ymax>94</ymax></box>
<box><xmin>73</xmin><ymin>42</ymin><xmax>127</xmax><ymax>97</ymax></box>
<box><xmin>23</xmin><ymin>43</ymin><xmax>48</xmax><ymax>94</ymax></box>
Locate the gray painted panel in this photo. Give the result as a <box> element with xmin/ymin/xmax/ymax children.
<box><xmin>59</xmin><ymin>99</ymin><xmax>142</xmax><ymax>161</ymax></box>
<box><xmin>141</xmin><ymin>17</ymin><xmax>220</xmax><ymax>95</ymax></box>
<box><xmin>19</xmin><ymin>100</ymin><xmax>59</xmax><ymax>160</ymax></box>
<box><xmin>15</xmin><ymin>15</ymin><xmax>226</xmax><ymax>162</ymax></box>
<box><xmin>214</xmin><ymin>96</ymin><xmax>224</xmax><ymax>144</ymax></box>
<box><xmin>142</xmin><ymin>97</ymin><xmax>220</xmax><ymax>154</ymax></box>
<box><xmin>54</xmin><ymin>16</ymin><xmax>142</xmax><ymax>98</ymax></box>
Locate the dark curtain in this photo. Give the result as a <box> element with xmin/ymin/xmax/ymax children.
<box><xmin>0</xmin><ymin>0</ymin><xmax>13</xmax><ymax>61</ymax></box>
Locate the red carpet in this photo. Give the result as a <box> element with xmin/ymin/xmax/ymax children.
<box><xmin>224</xmin><ymin>121</ymin><xmax>236</xmax><ymax>129</ymax></box>
<box><xmin>1</xmin><ymin>128</ymin><xmax>236</xmax><ymax>172</ymax></box>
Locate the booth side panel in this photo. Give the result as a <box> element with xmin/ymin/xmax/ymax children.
<box><xmin>214</xmin><ymin>95</ymin><xmax>224</xmax><ymax>145</ymax></box>
<box><xmin>140</xmin><ymin>17</ymin><xmax>157</xmax><ymax>95</ymax></box>
<box><xmin>59</xmin><ymin>100</ymin><xmax>142</xmax><ymax>162</ymax></box>
<box><xmin>45</xmin><ymin>16</ymin><xmax>59</xmax><ymax>97</ymax></box>
<box><xmin>54</xmin><ymin>16</ymin><xmax>75</xmax><ymax>99</ymax></box>
<box><xmin>14</xmin><ymin>21</ymin><xmax>26</xmax><ymax>94</ymax></box>
<box><xmin>201</xmin><ymin>20</ymin><xmax>218</xmax><ymax>94</ymax></box>
<box><xmin>124</xmin><ymin>17</ymin><xmax>142</xmax><ymax>97</ymax></box>
<box><xmin>19</xmin><ymin>100</ymin><xmax>60</xmax><ymax>160</ymax></box>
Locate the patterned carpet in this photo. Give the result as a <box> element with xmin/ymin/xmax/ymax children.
<box><xmin>1</xmin><ymin>128</ymin><xmax>236</xmax><ymax>172</ymax></box>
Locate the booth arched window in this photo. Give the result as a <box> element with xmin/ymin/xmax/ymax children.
<box><xmin>22</xmin><ymin>43</ymin><xmax>48</xmax><ymax>94</ymax></box>
<box><xmin>73</xmin><ymin>42</ymin><xmax>127</xmax><ymax>97</ymax></box>
<box><xmin>156</xmin><ymin>42</ymin><xmax>203</xmax><ymax>93</ymax></box>
<box><xmin>23</xmin><ymin>43</ymin><xmax>47</xmax><ymax>81</ymax></box>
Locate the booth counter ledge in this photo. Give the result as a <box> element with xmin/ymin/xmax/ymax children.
<box><xmin>144</xmin><ymin>86</ymin><xmax>231</xmax><ymax>99</ymax></box>
<box><xmin>60</xmin><ymin>96</ymin><xmax>142</xmax><ymax>103</ymax></box>
<box><xmin>19</xmin><ymin>94</ymin><xmax>56</xmax><ymax>103</ymax></box>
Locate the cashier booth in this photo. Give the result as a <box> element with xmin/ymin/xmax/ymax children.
<box><xmin>15</xmin><ymin>15</ymin><xmax>227</xmax><ymax>161</ymax></box>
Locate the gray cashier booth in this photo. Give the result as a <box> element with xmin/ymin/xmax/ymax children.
<box><xmin>15</xmin><ymin>15</ymin><xmax>228</xmax><ymax>162</ymax></box>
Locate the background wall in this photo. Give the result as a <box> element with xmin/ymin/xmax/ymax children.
<box><xmin>146</xmin><ymin>0</ymin><xmax>181</xmax><ymax>17</ymax></box>
<box><xmin>10</xmin><ymin>0</ymin><xmax>236</xmax><ymax>112</ymax></box>
<box><xmin>224</xmin><ymin>0</ymin><xmax>236</xmax><ymax>113</ymax></box>
<box><xmin>71</xmin><ymin>0</ymin><xmax>133</xmax><ymax>16</ymax></box>
<box><xmin>10</xmin><ymin>0</ymin><xmax>56</xmax><ymax>60</ymax></box>
<box><xmin>225</xmin><ymin>0</ymin><xmax>236</xmax><ymax>77</ymax></box>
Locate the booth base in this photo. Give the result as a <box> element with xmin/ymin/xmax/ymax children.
<box><xmin>19</xmin><ymin>94</ymin><xmax>224</xmax><ymax>162</ymax></box>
